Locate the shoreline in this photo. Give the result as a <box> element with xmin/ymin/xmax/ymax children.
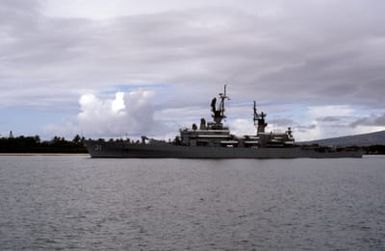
<box><xmin>0</xmin><ymin>153</ymin><xmax>89</xmax><ymax>156</ymax></box>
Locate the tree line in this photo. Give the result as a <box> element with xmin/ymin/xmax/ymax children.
<box><xmin>0</xmin><ymin>133</ymin><xmax>384</xmax><ymax>154</ymax></box>
<box><xmin>0</xmin><ymin>134</ymin><xmax>87</xmax><ymax>153</ymax></box>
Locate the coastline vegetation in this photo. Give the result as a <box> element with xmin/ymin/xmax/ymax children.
<box><xmin>0</xmin><ymin>134</ymin><xmax>87</xmax><ymax>153</ymax></box>
<box><xmin>0</xmin><ymin>133</ymin><xmax>385</xmax><ymax>154</ymax></box>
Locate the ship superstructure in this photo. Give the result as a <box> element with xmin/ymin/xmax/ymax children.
<box><xmin>178</xmin><ymin>85</ymin><xmax>295</xmax><ymax>149</ymax></box>
<box><xmin>179</xmin><ymin>85</ymin><xmax>234</xmax><ymax>147</ymax></box>
<box><xmin>85</xmin><ymin>86</ymin><xmax>362</xmax><ymax>158</ymax></box>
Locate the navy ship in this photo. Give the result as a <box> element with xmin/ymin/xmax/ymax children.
<box><xmin>85</xmin><ymin>86</ymin><xmax>363</xmax><ymax>158</ymax></box>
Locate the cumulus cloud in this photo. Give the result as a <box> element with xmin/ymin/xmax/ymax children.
<box><xmin>229</xmin><ymin>118</ymin><xmax>256</xmax><ymax>136</ymax></box>
<box><xmin>78</xmin><ymin>89</ymin><xmax>161</xmax><ymax>137</ymax></box>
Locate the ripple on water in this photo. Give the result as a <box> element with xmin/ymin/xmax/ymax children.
<box><xmin>0</xmin><ymin>156</ymin><xmax>385</xmax><ymax>250</ymax></box>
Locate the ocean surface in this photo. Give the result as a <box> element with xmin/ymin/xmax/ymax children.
<box><xmin>0</xmin><ymin>155</ymin><xmax>385</xmax><ymax>251</ymax></box>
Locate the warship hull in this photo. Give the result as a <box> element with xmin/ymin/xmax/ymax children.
<box><xmin>85</xmin><ymin>141</ymin><xmax>363</xmax><ymax>159</ymax></box>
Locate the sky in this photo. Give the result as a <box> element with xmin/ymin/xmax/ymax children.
<box><xmin>1</xmin><ymin>0</ymin><xmax>385</xmax><ymax>141</ymax></box>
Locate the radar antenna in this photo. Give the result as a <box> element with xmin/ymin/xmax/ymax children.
<box><xmin>219</xmin><ymin>84</ymin><xmax>230</xmax><ymax>118</ymax></box>
<box><xmin>253</xmin><ymin>100</ymin><xmax>258</xmax><ymax>126</ymax></box>
<box><xmin>252</xmin><ymin>101</ymin><xmax>268</xmax><ymax>135</ymax></box>
<box><xmin>212</xmin><ymin>84</ymin><xmax>230</xmax><ymax>124</ymax></box>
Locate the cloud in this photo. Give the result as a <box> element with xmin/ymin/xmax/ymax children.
<box><xmin>308</xmin><ymin>105</ymin><xmax>354</xmax><ymax>118</ymax></box>
<box><xmin>2</xmin><ymin>1</ymin><xmax>385</xmax><ymax>108</ymax></box>
<box><xmin>316</xmin><ymin>116</ymin><xmax>343</xmax><ymax>122</ymax></box>
<box><xmin>268</xmin><ymin>118</ymin><xmax>295</xmax><ymax>127</ymax></box>
<box><xmin>229</xmin><ymin>118</ymin><xmax>256</xmax><ymax>136</ymax></box>
<box><xmin>1</xmin><ymin>0</ymin><xmax>385</xmax><ymax>139</ymax></box>
<box><xmin>78</xmin><ymin>89</ymin><xmax>162</xmax><ymax>137</ymax></box>
<box><xmin>350</xmin><ymin>113</ymin><xmax>385</xmax><ymax>128</ymax></box>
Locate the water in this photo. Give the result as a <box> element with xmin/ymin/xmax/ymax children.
<box><xmin>1</xmin><ymin>155</ymin><xmax>385</xmax><ymax>250</ymax></box>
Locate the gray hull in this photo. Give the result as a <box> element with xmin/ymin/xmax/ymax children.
<box><xmin>85</xmin><ymin>141</ymin><xmax>363</xmax><ymax>159</ymax></box>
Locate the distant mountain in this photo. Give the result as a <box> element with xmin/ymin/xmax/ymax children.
<box><xmin>302</xmin><ymin>130</ymin><xmax>385</xmax><ymax>146</ymax></box>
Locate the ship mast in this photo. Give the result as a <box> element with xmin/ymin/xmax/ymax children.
<box><xmin>253</xmin><ymin>100</ymin><xmax>257</xmax><ymax>126</ymax></box>
<box><xmin>211</xmin><ymin>84</ymin><xmax>230</xmax><ymax>125</ymax></box>
<box><xmin>219</xmin><ymin>84</ymin><xmax>229</xmax><ymax>119</ymax></box>
<box><xmin>253</xmin><ymin>101</ymin><xmax>267</xmax><ymax>135</ymax></box>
